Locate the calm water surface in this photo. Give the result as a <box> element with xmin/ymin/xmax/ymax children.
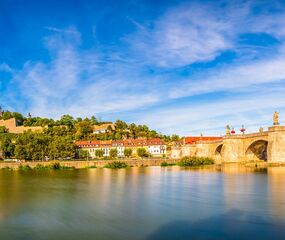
<box><xmin>0</xmin><ymin>165</ymin><xmax>285</xmax><ymax>239</ymax></box>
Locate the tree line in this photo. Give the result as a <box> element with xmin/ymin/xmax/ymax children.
<box><xmin>0</xmin><ymin>111</ymin><xmax>180</xmax><ymax>160</ymax></box>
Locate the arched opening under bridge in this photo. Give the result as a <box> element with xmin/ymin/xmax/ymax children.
<box><xmin>245</xmin><ymin>140</ymin><xmax>268</xmax><ymax>161</ymax></box>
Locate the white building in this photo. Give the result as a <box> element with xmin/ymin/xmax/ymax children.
<box><xmin>76</xmin><ymin>138</ymin><xmax>166</xmax><ymax>158</ymax></box>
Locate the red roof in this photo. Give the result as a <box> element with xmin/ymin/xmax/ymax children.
<box><xmin>75</xmin><ymin>138</ymin><xmax>166</xmax><ymax>148</ymax></box>
<box><xmin>184</xmin><ymin>136</ymin><xmax>222</xmax><ymax>145</ymax></box>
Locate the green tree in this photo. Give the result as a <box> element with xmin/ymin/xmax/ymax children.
<box><xmin>109</xmin><ymin>148</ymin><xmax>118</xmax><ymax>159</ymax></box>
<box><xmin>75</xmin><ymin>120</ymin><xmax>93</xmax><ymax>139</ymax></box>
<box><xmin>59</xmin><ymin>115</ymin><xmax>74</xmax><ymax>126</ymax></box>
<box><xmin>78</xmin><ymin>149</ymin><xmax>88</xmax><ymax>159</ymax></box>
<box><xmin>0</xmin><ymin>126</ymin><xmax>8</xmax><ymax>133</ymax></box>
<box><xmin>136</xmin><ymin>148</ymin><xmax>149</xmax><ymax>158</ymax></box>
<box><xmin>95</xmin><ymin>149</ymin><xmax>104</xmax><ymax>158</ymax></box>
<box><xmin>124</xmin><ymin>148</ymin><xmax>132</xmax><ymax>158</ymax></box>
<box><xmin>0</xmin><ymin>136</ymin><xmax>15</xmax><ymax>158</ymax></box>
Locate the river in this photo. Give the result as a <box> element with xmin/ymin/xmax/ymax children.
<box><xmin>0</xmin><ymin>165</ymin><xmax>285</xmax><ymax>239</ymax></box>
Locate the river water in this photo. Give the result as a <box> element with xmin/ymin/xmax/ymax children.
<box><xmin>0</xmin><ymin>165</ymin><xmax>285</xmax><ymax>239</ymax></box>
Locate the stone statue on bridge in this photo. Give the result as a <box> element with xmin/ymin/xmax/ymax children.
<box><xmin>273</xmin><ymin>111</ymin><xmax>279</xmax><ymax>125</ymax></box>
<box><xmin>226</xmin><ymin>125</ymin><xmax>231</xmax><ymax>135</ymax></box>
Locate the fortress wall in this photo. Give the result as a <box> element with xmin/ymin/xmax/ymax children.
<box><xmin>0</xmin><ymin>118</ymin><xmax>43</xmax><ymax>134</ymax></box>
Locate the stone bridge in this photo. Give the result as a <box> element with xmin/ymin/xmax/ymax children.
<box><xmin>172</xmin><ymin>125</ymin><xmax>285</xmax><ymax>164</ymax></box>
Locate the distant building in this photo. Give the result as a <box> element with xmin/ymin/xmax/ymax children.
<box><xmin>92</xmin><ymin>123</ymin><xmax>115</xmax><ymax>134</ymax></box>
<box><xmin>0</xmin><ymin>118</ymin><xmax>43</xmax><ymax>134</ymax></box>
<box><xmin>75</xmin><ymin>138</ymin><xmax>166</xmax><ymax>158</ymax></box>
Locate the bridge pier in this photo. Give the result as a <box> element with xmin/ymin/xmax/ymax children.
<box><xmin>221</xmin><ymin>137</ymin><xmax>245</xmax><ymax>163</ymax></box>
<box><xmin>267</xmin><ymin>126</ymin><xmax>285</xmax><ymax>163</ymax></box>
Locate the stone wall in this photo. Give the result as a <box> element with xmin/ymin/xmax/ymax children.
<box><xmin>0</xmin><ymin>118</ymin><xmax>43</xmax><ymax>134</ymax></box>
<box><xmin>0</xmin><ymin>159</ymin><xmax>180</xmax><ymax>169</ymax></box>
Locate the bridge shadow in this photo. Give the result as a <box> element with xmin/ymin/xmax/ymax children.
<box><xmin>145</xmin><ymin>209</ymin><xmax>285</xmax><ymax>240</ymax></box>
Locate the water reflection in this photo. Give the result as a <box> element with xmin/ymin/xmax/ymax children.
<box><xmin>0</xmin><ymin>166</ymin><xmax>284</xmax><ymax>239</ymax></box>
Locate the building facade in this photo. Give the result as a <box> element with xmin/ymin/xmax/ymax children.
<box><xmin>75</xmin><ymin>138</ymin><xmax>166</xmax><ymax>158</ymax></box>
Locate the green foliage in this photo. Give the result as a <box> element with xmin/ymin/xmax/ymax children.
<box><xmin>1</xmin><ymin>166</ymin><xmax>13</xmax><ymax>171</ymax></box>
<box><xmin>78</xmin><ymin>149</ymin><xmax>88</xmax><ymax>159</ymax></box>
<box><xmin>0</xmin><ymin>110</ymin><xmax>172</xmax><ymax>161</ymax></box>
<box><xmin>178</xmin><ymin>157</ymin><xmax>214</xmax><ymax>167</ymax></box>
<box><xmin>95</xmin><ymin>149</ymin><xmax>104</xmax><ymax>158</ymax></box>
<box><xmin>136</xmin><ymin>148</ymin><xmax>149</xmax><ymax>158</ymax></box>
<box><xmin>124</xmin><ymin>148</ymin><xmax>132</xmax><ymax>158</ymax></box>
<box><xmin>109</xmin><ymin>148</ymin><xmax>118</xmax><ymax>159</ymax></box>
<box><xmin>85</xmin><ymin>165</ymin><xmax>97</xmax><ymax>169</ymax></box>
<box><xmin>18</xmin><ymin>165</ymin><xmax>32</xmax><ymax>171</ymax></box>
<box><xmin>0</xmin><ymin>126</ymin><xmax>8</xmax><ymax>133</ymax></box>
<box><xmin>0</xmin><ymin>135</ymin><xmax>15</xmax><ymax>158</ymax></box>
<box><xmin>33</xmin><ymin>164</ymin><xmax>51</xmax><ymax>170</ymax></box>
<box><xmin>160</xmin><ymin>161</ymin><xmax>175</xmax><ymax>167</ymax></box>
<box><xmin>0</xmin><ymin>111</ymin><xmax>24</xmax><ymax>122</ymax></box>
<box><xmin>104</xmin><ymin>161</ymin><xmax>128</xmax><ymax>169</ymax></box>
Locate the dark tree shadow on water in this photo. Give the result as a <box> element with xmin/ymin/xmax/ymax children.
<box><xmin>145</xmin><ymin>209</ymin><xmax>285</xmax><ymax>240</ymax></box>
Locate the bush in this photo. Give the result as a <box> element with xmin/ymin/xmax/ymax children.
<box><xmin>33</xmin><ymin>164</ymin><xmax>50</xmax><ymax>170</ymax></box>
<box><xmin>18</xmin><ymin>165</ymin><xmax>32</xmax><ymax>171</ymax></box>
<box><xmin>161</xmin><ymin>161</ymin><xmax>175</xmax><ymax>167</ymax></box>
<box><xmin>136</xmin><ymin>148</ymin><xmax>150</xmax><ymax>158</ymax></box>
<box><xmin>178</xmin><ymin>157</ymin><xmax>214</xmax><ymax>167</ymax></box>
<box><xmin>49</xmin><ymin>161</ymin><xmax>61</xmax><ymax>170</ymax></box>
<box><xmin>1</xmin><ymin>166</ymin><xmax>13</xmax><ymax>171</ymax></box>
<box><xmin>104</xmin><ymin>161</ymin><xmax>128</xmax><ymax>169</ymax></box>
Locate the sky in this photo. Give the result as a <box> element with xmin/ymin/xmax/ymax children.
<box><xmin>1</xmin><ymin>0</ymin><xmax>285</xmax><ymax>136</ymax></box>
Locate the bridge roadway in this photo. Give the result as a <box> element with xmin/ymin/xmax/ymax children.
<box><xmin>173</xmin><ymin>125</ymin><xmax>285</xmax><ymax>164</ymax></box>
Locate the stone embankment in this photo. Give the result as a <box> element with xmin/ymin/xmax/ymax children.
<box><xmin>0</xmin><ymin>159</ymin><xmax>180</xmax><ymax>169</ymax></box>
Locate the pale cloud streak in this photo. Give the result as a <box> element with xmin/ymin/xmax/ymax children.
<box><xmin>3</xmin><ymin>1</ymin><xmax>285</xmax><ymax>135</ymax></box>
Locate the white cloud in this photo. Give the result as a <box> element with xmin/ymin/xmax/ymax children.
<box><xmin>0</xmin><ymin>63</ymin><xmax>13</xmax><ymax>73</ymax></box>
<box><xmin>135</xmin><ymin>89</ymin><xmax>285</xmax><ymax>136</ymax></box>
<box><xmin>126</xmin><ymin>3</ymin><xmax>235</xmax><ymax>68</ymax></box>
<box><xmin>3</xmin><ymin>1</ymin><xmax>285</xmax><ymax>136</ymax></box>
<box><xmin>170</xmin><ymin>54</ymin><xmax>285</xmax><ymax>98</ymax></box>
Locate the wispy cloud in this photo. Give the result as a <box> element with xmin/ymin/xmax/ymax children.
<box><xmin>126</xmin><ymin>3</ymin><xmax>235</xmax><ymax>68</ymax></box>
<box><xmin>2</xmin><ymin>0</ymin><xmax>285</xmax><ymax>135</ymax></box>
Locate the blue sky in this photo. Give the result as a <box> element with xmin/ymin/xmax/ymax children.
<box><xmin>1</xmin><ymin>0</ymin><xmax>285</xmax><ymax>136</ymax></box>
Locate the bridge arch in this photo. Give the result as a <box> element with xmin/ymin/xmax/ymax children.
<box><xmin>245</xmin><ymin>139</ymin><xmax>268</xmax><ymax>161</ymax></box>
<box><xmin>215</xmin><ymin>144</ymin><xmax>223</xmax><ymax>156</ymax></box>
<box><xmin>214</xmin><ymin>144</ymin><xmax>223</xmax><ymax>163</ymax></box>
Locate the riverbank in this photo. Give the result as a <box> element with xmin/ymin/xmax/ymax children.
<box><xmin>1</xmin><ymin>158</ymin><xmax>283</xmax><ymax>170</ymax></box>
<box><xmin>0</xmin><ymin>159</ymin><xmax>180</xmax><ymax>170</ymax></box>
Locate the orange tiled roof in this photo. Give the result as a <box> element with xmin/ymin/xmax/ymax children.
<box><xmin>75</xmin><ymin>138</ymin><xmax>165</xmax><ymax>148</ymax></box>
<box><xmin>184</xmin><ymin>136</ymin><xmax>222</xmax><ymax>145</ymax></box>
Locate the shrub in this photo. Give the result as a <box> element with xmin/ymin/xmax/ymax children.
<box><xmin>49</xmin><ymin>161</ymin><xmax>61</xmax><ymax>170</ymax></box>
<box><xmin>1</xmin><ymin>166</ymin><xmax>13</xmax><ymax>171</ymax></box>
<box><xmin>104</xmin><ymin>161</ymin><xmax>128</xmax><ymax>169</ymax></box>
<box><xmin>18</xmin><ymin>165</ymin><xmax>32</xmax><ymax>171</ymax></box>
<box><xmin>161</xmin><ymin>161</ymin><xmax>175</xmax><ymax>167</ymax></box>
<box><xmin>33</xmin><ymin>164</ymin><xmax>50</xmax><ymax>170</ymax></box>
<box><xmin>178</xmin><ymin>157</ymin><xmax>214</xmax><ymax>167</ymax></box>
<box><xmin>85</xmin><ymin>165</ymin><xmax>97</xmax><ymax>169</ymax></box>
<box><xmin>136</xmin><ymin>148</ymin><xmax>150</xmax><ymax>158</ymax></box>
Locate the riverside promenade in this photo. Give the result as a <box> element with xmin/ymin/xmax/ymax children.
<box><xmin>0</xmin><ymin>159</ymin><xmax>180</xmax><ymax>169</ymax></box>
